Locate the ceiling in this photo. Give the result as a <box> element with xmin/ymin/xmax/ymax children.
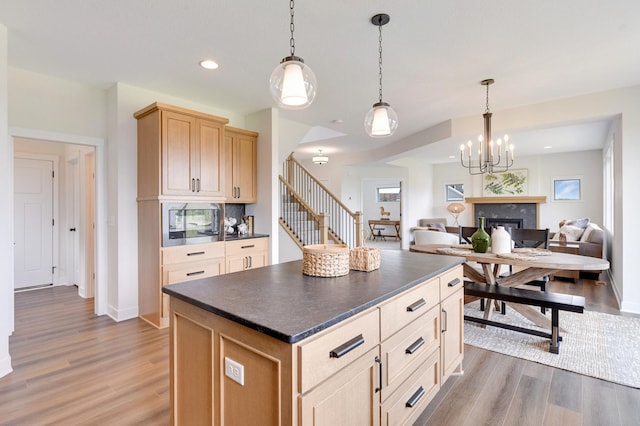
<box><xmin>1</xmin><ymin>1</ymin><xmax>638</xmax><ymax>163</ymax></box>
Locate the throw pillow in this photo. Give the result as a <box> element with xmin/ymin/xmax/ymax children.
<box><xmin>565</xmin><ymin>217</ymin><xmax>590</xmax><ymax>229</ymax></box>
<box><xmin>580</xmin><ymin>223</ymin><xmax>602</xmax><ymax>242</ymax></box>
<box><xmin>426</xmin><ymin>222</ymin><xmax>447</xmax><ymax>232</ymax></box>
<box><xmin>557</xmin><ymin>224</ymin><xmax>585</xmax><ymax>241</ymax></box>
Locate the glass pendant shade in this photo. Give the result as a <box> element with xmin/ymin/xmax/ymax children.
<box><xmin>365</xmin><ymin>102</ymin><xmax>398</xmax><ymax>137</ymax></box>
<box><xmin>270</xmin><ymin>56</ymin><xmax>317</xmax><ymax>109</ymax></box>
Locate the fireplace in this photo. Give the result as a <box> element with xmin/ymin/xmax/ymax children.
<box><xmin>485</xmin><ymin>218</ymin><xmax>524</xmax><ymax>234</ymax></box>
<box><xmin>465</xmin><ymin>196</ymin><xmax>546</xmax><ymax>229</ymax></box>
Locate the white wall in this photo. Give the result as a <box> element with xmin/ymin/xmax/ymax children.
<box><xmin>0</xmin><ymin>24</ymin><xmax>13</xmax><ymax>378</ymax></box>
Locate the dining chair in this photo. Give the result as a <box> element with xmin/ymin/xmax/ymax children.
<box><xmin>459</xmin><ymin>226</ymin><xmax>477</xmax><ymax>244</ymax></box>
<box><xmin>509</xmin><ymin>227</ymin><xmax>551</xmax><ymax>313</ymax></box>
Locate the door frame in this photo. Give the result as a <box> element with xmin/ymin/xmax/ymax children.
<box><xmin>9</xmin><ymin>128</ymin><xmax>107</xmax><ymax>316</ymax></box>
<box><xmin>13</xmin><ymin>153</ymin><xmax>59</xmax><ymax>287</ymax></box>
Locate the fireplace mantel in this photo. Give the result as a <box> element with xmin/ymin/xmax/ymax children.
<box><xmin>465</xmin><ymin>196</ymin><xmax>547</xmax><ymax>204</ymax></box>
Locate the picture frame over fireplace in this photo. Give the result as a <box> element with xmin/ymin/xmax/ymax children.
<box><xmin>483</xmin><ymin>168</ymin><xmax>528</xmax><ymax>197</ymax></box>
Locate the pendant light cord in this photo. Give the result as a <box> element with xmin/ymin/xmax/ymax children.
<box><xmin>378</xmin><ymin>22</ymin><xmax>384</xmax><ymax>103</ymax></box>
<box><xmin>289</xmin><ymin>0</ymin><xmax>296</xmax><ymax>56</ymax></box>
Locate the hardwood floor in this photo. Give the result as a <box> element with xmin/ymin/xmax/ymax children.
<box><xmin>0</xmin><ymin>286</ymin><xmax>170</xmax><ymax>424</ymax></box>
<box><xmin>414</xmin><ymin>275</ymin><xmax>640</xmax><ymax>426</ymax></box>
<box><xmin>1</xmin><ymin>275</ymin><xmax>637</xmax><ymax>425</ymax></box>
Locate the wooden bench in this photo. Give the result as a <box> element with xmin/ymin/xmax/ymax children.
<box><xmin>464</xmin><ymin>282</ymin><xmax>585</xmax><ymax>354</ymax></box>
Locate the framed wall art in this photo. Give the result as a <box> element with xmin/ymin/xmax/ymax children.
<box><xmin>482</xmin><ymin>169</ymin><xmax>528</xmax><ymax>196</ymax></box>
<box><xmin>553</xmin><ymin>177</ymin><xmax>581</xmax><ymax>201</ymax></box>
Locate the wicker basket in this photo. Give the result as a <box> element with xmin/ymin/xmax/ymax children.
<box><xmin>349</xmin><ymin>247</ymin><xmax>381</xmax><ymax>272</ymax></box>
<box><xmin>302</xmin><ymin>244</ymin><xmax>350</xmax><ymax>277</ymax></box>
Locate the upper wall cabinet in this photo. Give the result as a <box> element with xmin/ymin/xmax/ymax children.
<box><xmin>225</xmin><ymin>126</ymin><xmax>258</xmax><ymax>203</ymax></box>
<box><xmin>135</xmin><ymin>102</ymin><xmax>229</xmax><ymax>200</ymax></box>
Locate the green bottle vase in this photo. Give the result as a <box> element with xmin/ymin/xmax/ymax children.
<box><xmin>471</xmin><ymin>217</ymin><xmax>491</xmax><ymax>253</ymax></box>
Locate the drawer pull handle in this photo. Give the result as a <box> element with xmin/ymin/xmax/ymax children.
<box><xmin>448</xmin><ymin>278</ymin><xmax>461</xmax><ymax>287</ymax></box>
<box><xmin>405</xmin><ymin>386</ymin><xmax>425</xmax><ymax>408</ymax></box>
<box><xmin>375</xmin><ymin>356</ymin><xmax>382</xmax><ymax>393</ymax></box>
<box><xmin>187</xmin><ymin>251</ymin><xmax>205</xmax><ymax>256</ymax></box>
<box><xmin>405</xmin><ymin>337</ymin><xmax>425</xmax><ymax>355</ymax></box>
<box><xmin>406</xmin><ymin>298</ymin><xmax>426</xmax><ymax>312</ymax></box>
<box><xmin>329</xmin><ymin>334</ymin><xmax>364</xmax><ymax>359</ymax></box>
<box><xmin>186</xmin><ymin>270</ymin><xmax>205</xmax><ymax>277</ymax></box>
<box><xmin>241</xmin><ymin>245</ymin><xmax>255</xmax><ymax>249</ymax></box>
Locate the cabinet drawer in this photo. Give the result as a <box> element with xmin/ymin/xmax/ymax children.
<box><xmin>439</xmin><ymin>266</ymin><xmax>463</xmax><ymax>301</ymax></box>
<box><xmin>381</xmin><ymin>350</ymin><xmax>441</xmax><ymax>426</ymax></box>
<box><xmin>163</xmin><ymin>260</ymin><xmax>225</xmax><ymax>285</ymax></box>
<box><xmin>379</xmin><ymin>277</ymin><xmax>439</xmax><ymax>341</ymax></box>
<box><xmin>162</xmin><ymin>242</ymin><xmax>225</xmax><ymax>266</ymax></box>
<box><xmin>380</xmin><ymin>305</ymin><xmax>440</xmax><ymax>402</ymax></box>
<box><xmin>298</xmin><ymin>309</ymin><xmax>379</xmax><ymax>394</ymax></box>
<box><xmin>225</xmin><ymin>238</ymin><xmax>268</xmax><ymax>256</ymax></box>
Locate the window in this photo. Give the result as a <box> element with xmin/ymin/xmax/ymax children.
<box><xmin>445</xmin><ymin>183</ymin><xmax>464</xmax><ymax>201</ymax></box>
<box><xmin>553</xmin><ymin>178</ymin><xmax>581</xmax><ymax>201</ymax></box>
<box><xmin>377</xmin><ymin>187</ymin><xmax>400</xmax><ymax>202</ymax></box>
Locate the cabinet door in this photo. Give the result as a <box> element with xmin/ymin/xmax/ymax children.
<box><xmin>225</xmin><ymin>130</ymin><xmax>257</xmax><ymax>203</ymax></box>
<box><xmin>162</xmin><ymin>111</ymin><xmax>195</xmax><ymax>196</ymax></box>
<box><xmin>234</xmin><ymin>133</ymin><xmax>257</xmax><ymax>203</ymax></box>
<box><xmin>195</xmin><ymin>119</ymin><xmax>225</xmax><ymax>197</ymax></box>
<box><xmin>441</xmin><ymin>288</ymin><xmax>464</xmax><ymax>382</ymax></box>
<box><xmin>225</xmin><ymin>255</ymin><xmax>247</xmax><ymax>274</ymax></box>
<box><xmin>300</xmin><ymin>347</ymin><xmax>380</xmax><ymax>426</ymax></box>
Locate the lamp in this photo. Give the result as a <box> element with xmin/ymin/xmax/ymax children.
<box><xmin>364</xmin><ymin>13</ymin><xmax>398</xmax><ymax>138</ymax></box>
<box><xmin>447</xmin><ymin>202</ymin><xmax>466</xmax><ymax>226</ymax></box>
<box><xmin>269</xmin><ymin>0</ymin><xmax>317</xmax><ymax>109</ymax></box>
<box><xmin>312</xmin><ymin>149</ymin><xmax>328</xmax><ymax>165</ymax></box>
<box><xmin>460</xmin><ymin>79</ymin><xmax>514</xmax><ymax>174</ymax></box>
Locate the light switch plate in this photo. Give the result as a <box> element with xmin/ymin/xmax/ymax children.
<box><xmin>225</xmin><ymin>357</ymin><xmax>245</xmax><ymax>386</ymax></box>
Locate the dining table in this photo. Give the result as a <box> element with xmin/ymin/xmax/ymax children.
<box><xmin>410</xmin><ymin>243</ymin><xmax>610</xmax><ymax>328</ymax></box>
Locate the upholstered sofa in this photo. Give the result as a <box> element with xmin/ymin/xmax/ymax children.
<box><xmin>410</xmin><ymin>218</ymin><xmax>459</xmax><ymax>245</ymax></box>
<box><xmin>550</xmin><ymin>219</ymin><xmax>605</xmax><ymax>280</ymax></box>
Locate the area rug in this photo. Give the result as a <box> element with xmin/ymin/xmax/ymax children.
<box><xmin>464</xmin><ymin>301</ymin><xmax>640</xmax><ymax>388</ymax></box>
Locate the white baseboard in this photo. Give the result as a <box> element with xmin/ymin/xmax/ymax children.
<box><xmin>107</xmin><ymin>304</ymin><xmax>139</xmax><ymax>322</ymax></box>
<box><xmin>0</xmin><ymin>353</ymin><xmax>12</xmax><ymax>379</ymax></box>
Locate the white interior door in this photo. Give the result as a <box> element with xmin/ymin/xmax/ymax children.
<box><xmin>14</xmin><ymin>158</ymin><xmax>54</xmax><ymax>289</ymax></box>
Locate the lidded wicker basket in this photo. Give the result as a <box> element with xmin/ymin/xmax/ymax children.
<box><xmin>349</xmin><ymin>247</ymin><xmax>381</xmax><ymax>272</ymax></box>
<box><xmin>302</xmin><ymin>244</ymin><xmax>350</xmax><ymax>277</ymax></box>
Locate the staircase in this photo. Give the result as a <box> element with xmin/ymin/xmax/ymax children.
<box><xmin>279</xmin><ymin>154</ymin><xmax>364</xmax><ymax>249</ymax></box>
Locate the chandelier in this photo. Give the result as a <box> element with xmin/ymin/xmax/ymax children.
<box><xmin>460</xmin><ymin>79</ymin><xmax>514</xmax><ymax>175</ymax></box>
<box><xmin>364</xmin><ymin>13</ymin><xmax>398</xmax><ymax>137</ymax></box>
<box><xmin>269</xmin><ymin>0</ymin><xmax>317</xmax><ymax>109</ymax></box>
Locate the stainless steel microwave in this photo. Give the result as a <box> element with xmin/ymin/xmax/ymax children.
<box><xmin>162</xmin><ymin>202</ymin><xmax>224</xmax><ymax>247</ymax></box>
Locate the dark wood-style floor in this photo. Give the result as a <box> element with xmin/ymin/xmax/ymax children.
<box><xmin>1</xmin><ymin>275</ymin><xmax>638</xmax><ymax>425</ymax></box>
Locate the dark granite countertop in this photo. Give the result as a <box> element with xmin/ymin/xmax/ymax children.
<box><xmin>162</xmin><ymin>250</ymin><xmax>462</xmax><ymax>344</ymax></box>
<box><xmin>224</xmin><ymin>233</ymin><xmax>269</xmax><ymax>241</ymax></box>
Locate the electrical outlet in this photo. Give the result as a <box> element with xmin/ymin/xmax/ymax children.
<box><xmin>224</xmin><ymin>357</ymin><xmax>245</xmax><ymax>386</ymax></box>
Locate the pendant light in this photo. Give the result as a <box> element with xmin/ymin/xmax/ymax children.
<box><xmin>269</xmin><ymin>0</ymin><xmax>317</xmax><ymax>109</ymax></box>
<box><xmin>364</xmin><ymin>13</ymin><xmax>398</xmax><ymax>138</ymax></box>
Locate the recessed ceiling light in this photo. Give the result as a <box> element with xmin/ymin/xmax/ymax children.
<box><xmin>543</xmin><ymin>145</ymin><xmax>552</xmax><ymax>149</ymax></box>
<box><xmin>199</xmin><ymin>59</ymin><xmax>219</xmax><ymax>70</ymax></box>
<box><xmin>449</xmin><ymin>155</ymin><xmax>456</xmax><ymax>159</ymax></box>
<box><xmin>331</xmin><ymin>119</ymin><xmax>344</xmax><ymax>124</ymax></box>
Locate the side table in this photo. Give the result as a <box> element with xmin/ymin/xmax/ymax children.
<box><xmin>548</xmin><ymin>242</ymin><xmax>580</xmax><ymax>282</ymax></box>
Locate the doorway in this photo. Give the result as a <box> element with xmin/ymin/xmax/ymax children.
<box><xmin>13</xmin><ymin>138</ymin><xmax>97</xmax><ymax>303</ymax></box>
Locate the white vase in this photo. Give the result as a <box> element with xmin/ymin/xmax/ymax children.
<box><xmin>491</xmin><ymin>226</ymin><xmax>512</xmax><ymax>254</ymax></box>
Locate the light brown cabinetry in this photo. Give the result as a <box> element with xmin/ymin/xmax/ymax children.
<box><xmin>225</xmin><ymin>237</ymin><xmax>268</xmax><ymax>273</ymax></box>
<box><xmin>225</xmin><ymin>126</ymin><xmax>258</xmax><ymax>203</ymax></box>
<box><xmin>439</xmin><ymin>268</ymin><xmax>464</xmax><ymax>382</ymax></box>
<box><xmin>135</xmin><ymin>103</ymin><xmax>228</xmax><ymax>200</ymax></box>
<box><xmin>168</xmin><ymin>264</ymin><xmax>463</xmax><ymax>425</ymax></box>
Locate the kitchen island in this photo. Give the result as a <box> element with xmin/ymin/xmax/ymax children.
<box><xmin>163</xmin><ymin>250</ymin><xmax>464</xmax><ymax>425</ymax></box>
